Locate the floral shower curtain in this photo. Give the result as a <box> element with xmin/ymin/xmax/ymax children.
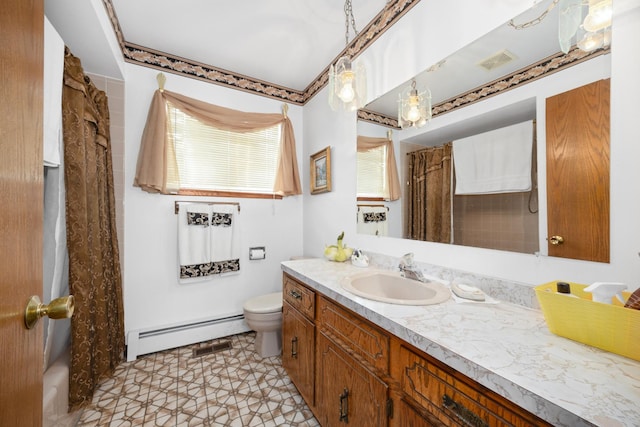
<box><xmin>406</xmin><ymin>143</ymin><xmax>452</xmax><ymax>243</ymax></box>
<box><xmin>62</xmin><ymin>49</ymin><xmax>125</xmax><ymax>410</ymax></box>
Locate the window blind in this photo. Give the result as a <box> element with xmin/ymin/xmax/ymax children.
<box><xmin>357</xmin><ymin>144</ymin><xmax>388</xmax><ymax>198</ymax></box>
<box><xmin>167</xmin><ymin>103</ymin><xmax>281</xmax><ymax>193</ymax></box>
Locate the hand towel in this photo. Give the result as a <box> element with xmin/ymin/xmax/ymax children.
<box><xmin>453</xmin><ymin>120</ymin><xmax>533</xmax><ymax>195</ymax></box>
<box><xmin>210</xmin><ymin>204</ymin><xmax>240</xmax><ymax>276</ymax></box>
<box><xmin>178</xmin><ymin>203</ymin><xmax>240</xmax><ymax>283</ymax></box>
<box><xmin>178</xmin><ymin>203</ymin><xmax>213</xmax><ymax>282</ymax></box>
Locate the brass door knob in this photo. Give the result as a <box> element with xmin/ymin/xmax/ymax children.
<box><xmin>24</xmin><ymin>295</ymin><xmax>74</xmax><ymax>329</ymax></box>
<box><xmin>549</xmin><ymin>235</ymin><xmax>565</xmax><ymax>245</ymax></box>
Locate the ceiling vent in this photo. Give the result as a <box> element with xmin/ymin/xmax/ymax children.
<box><xmin>477</xmin><ymin>50</ymin><xmax>517</xmax><ymax>71</ymax></box>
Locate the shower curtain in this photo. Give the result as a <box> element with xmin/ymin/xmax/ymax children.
<box><xmin>62</xmin><ymin>49</ymin><xmax>125</xmax><ymax>410</ymax></box>
<box><xmin>406</xmin><ymin>143</ymin><xmax>452</xmax><ymax>243</ymax></box>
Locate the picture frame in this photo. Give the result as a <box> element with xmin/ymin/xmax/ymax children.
<box><xmin>310</xmin><ymin>146</ymin><xmax>331</xmax><ymax>194</ymax></box>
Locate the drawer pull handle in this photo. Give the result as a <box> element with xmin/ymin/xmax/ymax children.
<box><xmin>339</xmin><ymin>387</ymin><xmax>349</xmax><ymax>423</ymax></box>
<box><xmin>289</xmin><ymin>290</ymin><xmax>302</xmax><ymax>300</ymax></box>
<box><xmin>291</xmin><ymin>336</ymin><xmax>298</xmax><ymax>359</ymax></box>
<box><xmin>442</xmin><ymin>394</ymin><xmax>487</xmax><ymax>427</ymax></box>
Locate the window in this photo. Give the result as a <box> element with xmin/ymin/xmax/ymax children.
<box><xmin>134</xmin><ymin>90</ymin><xmax>301</xmax><ymax>197</ymax></box>
<box><xmin>357</xmin><ymin>143</ymin><xmax>388</xmax><ymax>199</ymax></box>
<box><xmin>167</xmin><ymin>102</ymin><xmax>282</xmax><ymax>196</ymax></box>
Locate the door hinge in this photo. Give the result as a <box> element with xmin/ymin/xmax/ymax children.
<box><xmin>386</xmin><ymin>398</ymin><xmax>394</xmax><ymax>419</ymax></box>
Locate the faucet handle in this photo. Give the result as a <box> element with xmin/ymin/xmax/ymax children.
<box><xmin>400</xmin><ymin>252</ymin><xmax>415</xmax><ymax>267</ymax></box>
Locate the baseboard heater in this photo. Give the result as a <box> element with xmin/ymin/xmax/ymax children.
<box><xmin>126</xmin><ymin>313</ymin><xmax>250</xmax><ymax>361</ymax></box>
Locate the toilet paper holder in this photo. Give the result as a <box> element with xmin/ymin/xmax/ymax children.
<box><xmin>249</xmin><ymin>246</ymin><xmax>266</xmax><ymax>260</ymax></box>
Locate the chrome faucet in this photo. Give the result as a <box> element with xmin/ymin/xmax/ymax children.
<box><xmin>398</xmin><ymin>253</ymin><xmax>426</xmax><ymax>282</ymax></box>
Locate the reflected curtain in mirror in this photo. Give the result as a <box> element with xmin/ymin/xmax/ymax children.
<box><xmin>406</xmin><ymin>144</ymin><xmax>452</xmax><ymax>243</ymax></box>
<box><xmin>357</xmin><ymin>135</ymin><xmax>401</xmax><ymax>201</ymax></box>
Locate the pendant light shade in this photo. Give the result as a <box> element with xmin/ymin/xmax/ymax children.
<box><xmin>328</xmin><ymin>0</ymin><xmax>367</xmax><ymax>112</ymax></box>
<box><xmin>559</xmin><ymin>0</ymin><xmax>612</xmax><ymax>54</ymax></box>
<box><xmin>329</xmin><ymin>56</ymin><xmax>367</xmax><ymax>111</ymax></box>
<box><xmin>398</xmin><ymin>80</ymin><xmax>431</xmax><ymax>129</ymax></box>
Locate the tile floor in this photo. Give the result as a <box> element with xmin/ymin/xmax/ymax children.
<box><xmin>69</xmin><ymin>332</ymin><xmax>320</xmax><ymax>426</ymax></box>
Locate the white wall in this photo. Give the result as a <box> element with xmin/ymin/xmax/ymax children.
<box><xmin>303</xmin><ymin>0</ymin><xmax>640</xmax><ymax>290</ymax></box>
<box><xmin>123</xmin><ymin>65</ymin><xmax>304</xmax><ymax>333</ymax></box>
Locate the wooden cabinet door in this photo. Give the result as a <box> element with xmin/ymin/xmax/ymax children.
<box><xmin>546</xmin><ymin>79</ymin><xmax>610</xmax><ymax>262</ymax></box>
<box><xmin>282</xmin><ymin>301</ymin><xmax>315</xmax><ymax>406</ymax></box>
<box><xmin>316</xmin><ymin>332</ymin><xmax>388</xmax><ymax>427</ymax></box>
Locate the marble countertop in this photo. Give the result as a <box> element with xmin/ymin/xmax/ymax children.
<box><xmin>281</xmin><ymin>258</ymin><xmax>640</xmax><ymax>427</ymax></box>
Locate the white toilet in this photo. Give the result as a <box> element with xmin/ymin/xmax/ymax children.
<box><xmin>243</xmin><ymin>292</ymin><xmax>283</xmax><ymax>358</ymax></box>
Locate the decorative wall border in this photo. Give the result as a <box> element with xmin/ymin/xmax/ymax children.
<box><xmin>357</xmin><ymin>46</ymin><xmax>610</xmax><ymax>128</ymax></box>
<box><xmin>101</xmin><ymin>0</ymin><xmax>421</xmax><ymax>105</ymax></box>
<box><xmin>123</xmin><ymin>42</ymin><xmax>306</xmax><ymax>103</ymax></box>
<box><xmin>101</xmin><ymin>0</ymin><xmax>608</xmax><ymax>116</ymax></box>
<box><xmin>358</xmin><ymin>109</ymin><xmax>400</xmax><ymax>128</ymax></box>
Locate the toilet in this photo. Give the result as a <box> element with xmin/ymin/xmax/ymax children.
<box><xmin>243</xmin><ymin>292</ymin><xmax>283</xmax><ymax>358</ymax></box>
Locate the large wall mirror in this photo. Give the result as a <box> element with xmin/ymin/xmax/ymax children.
<box><xmin>356</xmin><ymin>0</ymin><xmax>611</xmax><ymax>262</ymax></box>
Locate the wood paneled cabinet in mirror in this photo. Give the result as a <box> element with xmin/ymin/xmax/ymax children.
<box><xmin>546</xmin><ymin>79</ymin><xmax>610</xmax><ymax>263</ymax></box>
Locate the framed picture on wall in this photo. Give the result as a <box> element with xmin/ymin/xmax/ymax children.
<box><xmin>310</xmin><ymin>146</ymin><xmax>331</xmax><ymax>194</ymax></box>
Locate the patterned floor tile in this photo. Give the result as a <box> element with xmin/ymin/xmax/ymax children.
<box><xmin>69</xmin><ymin>332</ymin><xmax>317</xmax><ymax>426</ymax></box>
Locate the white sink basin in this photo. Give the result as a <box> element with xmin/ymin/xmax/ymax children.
<box><xmin>341</xmin><ymin>270</ymin><xmax>450</xmax><ymax>305</ymax></box>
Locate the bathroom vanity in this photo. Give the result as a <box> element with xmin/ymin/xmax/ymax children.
<box><xmin>281</xmin><ymin>258</ymin><xmax>640</xmax><ymax>427</ymax></box>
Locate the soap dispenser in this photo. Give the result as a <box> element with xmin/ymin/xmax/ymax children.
<box><xmin>583</xmin><ymin>282</ymin><xmax>627</xmax><ymax>304</ymax></box>
<box><xmin>350</xmin><ymin>249</ymin><xmax>369</xmax><ymax>268</ymax></box>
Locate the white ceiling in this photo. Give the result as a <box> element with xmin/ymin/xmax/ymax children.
<box><xmin>110</xmin><ymin>0</ymin><xmax>388</xmax><ymax>91</ymax></box>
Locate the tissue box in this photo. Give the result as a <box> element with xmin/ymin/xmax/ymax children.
<box><xmin>534</xmin><ymin>281</ymin><xmax>639</xmax><ymax>361</ymax></box>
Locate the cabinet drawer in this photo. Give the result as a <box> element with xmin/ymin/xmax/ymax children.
<box><xmin>283</xmin><ymin>274</ymin><xmax>315</xmax><ymax>320</ymax></box>
<box><xmin>397</xmin><ymin>344</ymin><xmax>550</xmax><ymax>427</ymax></box>
<box><xmin>318</xmin><ymin>296</ymin><xmax>389</xmax><ymax>373</ymax></box>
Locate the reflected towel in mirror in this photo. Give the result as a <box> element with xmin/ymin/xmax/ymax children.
<box><xmin>357</xmin><ymin>205</ymin><xmax>388</xmax><ymax>236</ymax></box>
<box><xmin>453</xmin><ymin>120</ymin><xmax>533</xmax><ymax>195</ymax></box>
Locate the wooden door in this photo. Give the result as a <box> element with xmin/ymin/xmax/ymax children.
<box><xmin>316</xmin><ymin>332</ymin><xmax>388</xmax><ymax>427</ymax></box>
<box><xmin>546</xmin><ymin>79</ymin><xmax>610</xmax><ymax>262</ymax></box>
<box><xmin>282</xmin><ymin>301</ymin><xmax>315</xmax><ymax>406</ymax></box>
<box><xmin>0</xmin><ymin>0</ymin><xmax>45</xmax><ymax>425</ymax></box>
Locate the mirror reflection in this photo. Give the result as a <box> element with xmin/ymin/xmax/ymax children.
<box><xmin>356</xmin><ymin>0</ymin><xmax>611</xmax><ymax>257</ymax></box>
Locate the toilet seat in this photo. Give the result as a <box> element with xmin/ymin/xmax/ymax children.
<box><xmin>243</xmin><ymin>292</ymin><xmax>282</xmax><ymax>314</ymax></box>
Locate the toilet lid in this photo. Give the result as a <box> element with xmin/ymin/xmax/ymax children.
<box><xmin>243</xmin><ymin>292</ymin><xmax>283</xmax><ymax>313</ymax></box>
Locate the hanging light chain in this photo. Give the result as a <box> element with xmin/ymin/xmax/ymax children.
<box><xmin>344</xmin><ymin>0</ymin><xmax>360</xmax><ymax>46</ymax></box>
<box><xmin>509</xmin><ymin>0</ymin><xmax>560</xmax><ymax>30</ymax></box>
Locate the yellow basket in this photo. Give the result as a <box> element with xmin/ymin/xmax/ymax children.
<box><xmin>534</xmin><ymin>281</ymin><xmax>639</xmax><ymax>361</ymax></box>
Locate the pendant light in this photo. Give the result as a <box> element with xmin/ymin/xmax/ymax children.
<box><xmin>558</xmin><ymin>0</ymin><xmax>612</xmax><ymax>53</ymax></box>
<box><xmin>328</xmin><ymin>0</ymin><xmax>367</xmax><ymax>112</ymax></box>
<box><xmin>398</xmin><ymin>80</ymin><xmax>431</xmax><ymax>129</ymax></box>
<box><xmin>510</xmin><ymin>0</ymin><xmax>612</xmax><ymax>54</ymax></box>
